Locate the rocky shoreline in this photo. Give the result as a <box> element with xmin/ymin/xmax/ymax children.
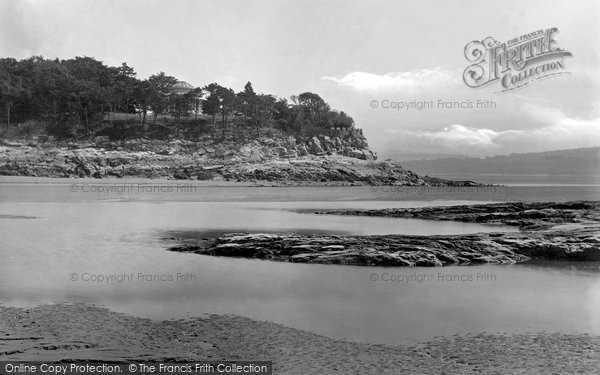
<box><xmin>315</xmin><ymin>201</ymin><xmax>600</xmax><ymax>230</ymax></box>
<box><xmin>0</xmin><ymin>138</ymin><xmax>481</xmax><ymax>186</ymax></box>
<box><xmin>167</xmin><ymin>201</ymin><xmax>600</xmax><ymax>266</ymax></box>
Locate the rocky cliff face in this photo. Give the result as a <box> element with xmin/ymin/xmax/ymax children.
<box><xmin>0</xmin><ymin>128</ymin><xmax>478</xmax><ymax>185</ymax></box>
<box><xmin>86</xmin><ymin>127</ymin><xmax>377</xmax><ymax>161</ymax></box>
<box><xmin>3</xmin><ymin>126</ymin><xmax>376</xmax><ymax>161</ymax></box>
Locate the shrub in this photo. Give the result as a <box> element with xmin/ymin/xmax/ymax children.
<box><xmin>14</xmin><ymin>121</ymin><xmax>44</xmax><ymax>138</ymax></box>
<box><xmin>46</xmin><ymin>121</ymin><xmax>75</xmax><ymax>140</ymax></box>
<box><xmin>147</xmin><ymin>124</ymin><xmax>172</xmax><ymax>140</ymax></box>
<box><xmin>95</xmin><ymin>123</ymin><xmax>143</xmax><ymax>141</ymax></box>
<box><xmin>196</xmin><ymin>170</ymin><xmax>214</xmax><ymax>180</ymax></box>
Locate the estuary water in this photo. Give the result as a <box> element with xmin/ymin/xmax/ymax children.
<box><xmin>1</xmin><ymin>177</ymin><xmax>599</xmax><ymax>345</ymax></box>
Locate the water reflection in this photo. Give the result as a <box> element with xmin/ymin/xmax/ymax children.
<box><xmin>1</xmin><ymin>181</ymin><xmax>599</xmax><ymax>346</ymax></box>
<box><xmin>515</xmin><ymin>260</ymin><xmax>600</xmax><ymax>274</ymax></box>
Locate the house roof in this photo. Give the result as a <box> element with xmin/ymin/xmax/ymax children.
<box><xmin>171</xmin><ymin>81</ymin><xmax>195</xmax><ymax>94</ymax></box>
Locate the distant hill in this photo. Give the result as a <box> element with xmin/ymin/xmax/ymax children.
<box><xmin>400</xmin><ymin>147</ymin><xmax>600</xmax><ymax>184</ymax></box>
<box><xmin>378</xmin><ymin>152</ymin><xmax>468</xmax><ymax>162</ymax></box>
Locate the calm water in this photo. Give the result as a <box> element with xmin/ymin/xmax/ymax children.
<box><xmin>1</xmin><ymin>177</ymin><xmax>599</xmax><ymax>345</ymax></box>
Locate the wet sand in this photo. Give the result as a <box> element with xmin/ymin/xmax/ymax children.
<box><xmin>1</xmin><ymin>304</ymin><xmax>598</xmax><ymax>374</ymax></box>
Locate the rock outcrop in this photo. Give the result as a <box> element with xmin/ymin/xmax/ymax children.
<box><xmin>0</xmin><ymin>136</ymin><xmax>478</xmax><ymax>185</ymax></box>
<box><xmin>315</xmin><ymin>201</ymin><xmax>600</xmax><ymax>231</ymax></box>
<box><xmin>166</xmin><ymin>201</ymin><xmax>600</xmax><ymax>266</ymax></box>
<box><xmin>168</xmin><ymin>227</ymin><xmax>600</xmax><ymax>266</ymax></box>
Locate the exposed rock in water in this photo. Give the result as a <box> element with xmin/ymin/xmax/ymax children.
<box><xmin>168</xmin><ymin>226</ymin><xmax>600</xmax><ymax>266</ymax></box>
<box><xmin>314</xmin><ymin>201</ymin><xmax>600</xmax><ymax>231</ymax></box>
<box><xmin>167</xmin><ymin>201</ymin><xmax>600</xmax><ymax>266</ymax></box>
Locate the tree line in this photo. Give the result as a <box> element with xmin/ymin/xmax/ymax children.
<box><xmin>0</xmin><ymin>56</ymin><xmax>355</xmax><ymax>139</ymax></box>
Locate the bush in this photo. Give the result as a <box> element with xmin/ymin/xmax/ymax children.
<box><xmin>14</xmin><ymin>121</ymin><xmax>44</xmax><ymax>138</ymax></box>
<box><xmin>196</xmin><ymin>170</ymin><xmax>214</xmax><ymax>180</ymax></box>
<box><xmin>95</xmin><ymin>123</ymin><xmax>143</xmax><ymax>141</ymax></box>
<box><xmin>274</xmin><ymin>118</ymin><xmax>291</xmax><ymax>132</ymax></box>
<box><xmin>46</xmin><ymin>121</ymin><xmax>75</xmax><ymax>140</ymax></box>
<box><xmin>181</xmin><ymin>119</ymin><xmax>211</xmax><ymax>140</ymax></box>
<box><xmin>261</xmin><ymin>127</ymin><xmax>278</xmax><ymax>138</ymax></box>
<box><xmin>147</xmin><ymin>124</ymin><xmax>172</xmax><ymax>140</ymax></box>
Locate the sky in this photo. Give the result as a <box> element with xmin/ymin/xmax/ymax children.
<box><xmin>1</xmin><ymin>0</ymin><xmax>599</xmax><ymax>159</ymax></box>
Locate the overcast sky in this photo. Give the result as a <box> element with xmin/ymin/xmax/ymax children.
<box><xmin>1</xmin><ymin>0</ymin><xmax>599</xmax><ymax>158</ymax></box>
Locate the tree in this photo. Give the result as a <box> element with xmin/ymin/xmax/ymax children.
<box><xmin>287</xmin><ymin>92</ymin><xmax>339</xmax><ymax>134</ymax></box>
<box><xmin>21</xmin><ymin>57</ymin><xmax>70</xmax><ymax>122</ymax></box>
<box><xmin>132</xmin><ymin>80</ymin><xmax>154</xmax><ymax>127</ymax></box>
<box><xmin>202</xmin><ymin>83</ymin><xmax>235</xmax><ymax>137</ymax></box>
<box><xmin>62</xmin><ymin>56</ymin><xmax>113</xmax><ymax>85</ymax></box>
<box><xmin>272</xmin><ymin>98</ymin><xmax>292</xmax><ymax>132</ymax></box>
<box><xmin>331</xmin><ymin>110</ymin><xmax>354</xmax><ymax>128</ymax></box>
<box><xmin>236</xmin><ymin>82</ymin><xmax>276</xmax><ymax>137</ymax></box>
<box><xmin>296</xmin><ymin>92</ymin><xmax>330</xmax><ymax>128</ymax></box>
<box><xmin>297</xmin><ymin>92</ymin><xmax>327</xmax><ymax>108</ymax></box>
<box><xmin>0</xmin><ymin>59</ymin><xmax>25</xmax><ymax>127</ymax></box>
<box><xmin>172</xmin><ymin>88</ymin><xmax>201</xmax><ymax>120</ymax></box>
<box><xmin>107</xmin><ymin>63</ymin><xmax>138</xmax><ymax>119</ymax></box>
<box><xmin>61</xmin><ymin>57</ymin><xmax>115</xmax><ymax>130</ymax></box>
<box><xmin>251</xmin><ymin>94</ymin><xmax>275</xmax><ymax>137</ymax></box>
<box><xmin>237</xmin><ymin>81</ymin><xmax>257</xmax><ymax>121</ymax></box>
<box><xmin>217</xmin><ymin>86</ymin><xmax>236</xmax><ymax>137</ymax></box>
<box><xmin>0</xmin><ymin>55</ymin><xmax>358</xmax><ymax>143</ymax></box>
<box><xmin>273</xmin><ymin>98</ymin><xmax>290</xmax><ymax>120</ymax></box>
<box><xmin>72</xmin><ymin>79</ymin><xmax>108</xmax><ymax>134</ymax></box>
<box><xmin>147</xmin><ymin>72</ymin><xmax>178</xmax><ymax>123</ymax></box>
<box><xmin>202</xmin><ymin>83</ymin><xmax>221</xmax><ymax>126</ymax></box>
<box><xmin>190</xmin><ymin>88</ymin><xmax>203</xmax><ymax>120</ymax></box>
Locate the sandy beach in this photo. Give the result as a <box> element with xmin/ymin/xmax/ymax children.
<box><xmin>1</xmin><ymin>303</ymin><xmax>599</xmax><ymax>374</ymax></box>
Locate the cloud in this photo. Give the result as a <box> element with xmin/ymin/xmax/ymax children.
<box><xmin>504</xmin><ymin>103</ymin><xmax>600</xmax><ymax>151</ymax></box>
<box><xmin>383</xmin><ymin>124</ymin><xmax>512</xmax><ymax>155</ymax></box>
<box><xmin>421</xmin><ymin>124</ymin><xmax>510</xmax><ymax>148</ymax></box>
<box><xmin>323</xmin><ymin>68</ymin><xmax>458</xmax><ymax>93</ymax></box>
<box><xmin>381</xmin><ymin>103</ymin><xmax>600</xmax><ymax>156</ymax></box>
